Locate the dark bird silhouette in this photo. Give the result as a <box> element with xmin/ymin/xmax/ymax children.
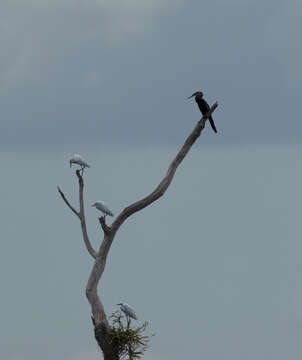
<box><xmin>188</xmin><ymin>91</ymin><xmax>217</xmax><ymax>133</ymax></box>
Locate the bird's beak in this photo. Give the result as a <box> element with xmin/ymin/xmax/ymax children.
<box><xmin>117</xmin><ymin>303</ymin><xmax>121</xmax><ymax>306</ymax></box>
<box><xmin>188</xmin><ymin>92</ymin><xmax>198</xmax><ymax>99</ymax></box>
<box><xmin>69</xmin><ymin>160</ymin><xmax>72</xmax><ymax>168</ymax></box>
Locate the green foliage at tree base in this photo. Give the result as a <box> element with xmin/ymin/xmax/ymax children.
<box><xmin>108</xmin><ymin>311</ymin><xmax>154</xmax><ymax>360</ymax></box>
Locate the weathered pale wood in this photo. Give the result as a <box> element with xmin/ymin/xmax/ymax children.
<box><xmin>57</xmin><ymin>186</ymin><xmax>80</xmax><ymax>219</ymax></box>
<box><xmin>86</xmin><ymin>234</ymin><xmax>112</xmax><ymax>327</ymax></box>
<box><xmin>58</xmin><ymin>102</ymin><xmax>218</xmax><ymax>355</ymax></box>
<box><xmin>58</xmin><ymin>173</ymin><xmax>97</xmax><ymax>259</ymax></box>
<box><xmin>75</xmin><ymin>171</ymin><xmax>98</xmax><ymax>259</ymax></box>
<box><xmin>111</xmin><ymin>102</ymin><xmax>218</xmax><ymax>234</ymax></box>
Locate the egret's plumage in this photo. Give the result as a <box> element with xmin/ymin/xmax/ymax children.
<box><xmin>92</xmin><ymin>201</ymin><xmax>114</xmax><ymax>217</ymax></box>
<box><xmin>117</xmin><ymin>303</ymin><xmax>138</xmax><ymax>320</ymax></box>
<box><xmin>69</xmin><ymin>154</ymin><xmax>90</xmax><ymax>169</ymax></box>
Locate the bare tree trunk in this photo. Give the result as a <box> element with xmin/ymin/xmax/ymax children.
<box><xmin>58</xmin><ymin>102</ymin><xmax>218</xmax><ymax>358</ymax></box>
<box><xmin>94</xmin><ymin>322</ymin><xmax>119</xmax><ymax>360</ymax></box>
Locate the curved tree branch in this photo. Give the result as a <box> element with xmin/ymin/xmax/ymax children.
<box><xmin>111</xmin><ymin>102</ymin><xmax>218</xmax><ymax>234</ymax></box>
<box><xmin>75</xmin><ymin>170</ymin><xmax>97</xmax><ymax>259</ymax></box>
<box><xmin>86</xmin><ymin>236</ymin><xmax>112</xmax><ymax>327</ymax></box>
<box><xmin>57</xmin><ymin>186</ymin><xmax>80</xmax><ymax>219</ymax></box>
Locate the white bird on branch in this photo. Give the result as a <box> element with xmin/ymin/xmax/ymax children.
<box><xmin>92</xmin><ymin>201</ymin><xmax>114</xmax><ymax>218</ymax></box>
<box><xmin>117</xmin><ymin>303</ymin><xmax>138</xmax><ymax>325</ymax></box>
<box><xmin>69</xmin><ymin>154</ymin><xmax>90</xmax><ymax>173</ymax></box>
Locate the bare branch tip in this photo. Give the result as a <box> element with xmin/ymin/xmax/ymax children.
<box><xmin>76</xmin><ymin>169</ymin><xmax>84</xmax><ymax>185</ymax></box>
<box><xmin>58</xmin><ymin>186</ymin><xmax>80</xmax><ymax>218</ymax></box>
<box><xmin>99</xmin><ymin>216</ymin><xmax>111</xmax><ymax>235</ymax></box>
<box><xmin>57</xmin><ymin>186</ymin><xmax>65</xmax><ymax>198</ymax></box>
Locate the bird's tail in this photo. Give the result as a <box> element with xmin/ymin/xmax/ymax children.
<box><xmin>209</xmin><ymin>116</ymin><xmax>217</xmax><ymax>133</ymax></box>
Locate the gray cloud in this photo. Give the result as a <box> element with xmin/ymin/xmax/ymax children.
<box><xmin>264</xmin><ymin>1</ymin><xmax>302</xmax><ymax>86</ymax></box>
<box><xmin>0</xmin><ymin>0</ymin><xmax>301</xmax><ymax>149</ymax></box>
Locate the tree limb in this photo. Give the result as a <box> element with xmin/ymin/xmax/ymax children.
<box><xmin>111</xmin><ymin>102</ymin><xmax>218</xmax><ymax>234</ymax></box>
<box><xmin>57</xmin><ymin>174</ymin><xmax>97</xmax><ymax>259</ymax></box>
<box><xmin>99</xmin><ymin>216</ymin><xmax>111</xmax><ymax>235</ymax></box>
<box><xmin>75</xmin><ymin>170</ymin><xmax>98</xmax><ymax>259</ymax></box>
<box><xmin>86</xmin><ymin>238</ymin><xmax>111</xmax><ymax>327</ymax></box>
<box><xmin>57</xmin><ymin>186</ymin><xmax>80</xmax><ymax>219</ymax></box>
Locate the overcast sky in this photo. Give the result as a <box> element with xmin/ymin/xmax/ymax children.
<box><xmin>1</xmin><ymin>1</ymin><xmax>302</xmax><ymax>360</ymax></box>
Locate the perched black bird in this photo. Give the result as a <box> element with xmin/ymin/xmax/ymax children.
<box><xmin>188</xmin><ymin>91</ymin><xmax>217</xmax><ymax>133</ymax></box>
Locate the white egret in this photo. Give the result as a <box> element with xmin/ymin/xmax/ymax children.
<box><xmin>92</xmin><ymin>201</ymin><xmax>114</xmax><ymax>217</ymax></box>
<box><xmin>117</xmin><ymin>303</ymin><xmax>138</xmax><ymax>325</ymax></box>
<box><xmin>69</xmin><ymin>154</ymin><xmax>90</xmax><ymax>172</ymax></box>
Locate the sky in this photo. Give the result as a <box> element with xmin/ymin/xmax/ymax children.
<box><xmin>1</xmin><ymin>1</ymin><xmax>302</xmax><ymax>359</ymax></box>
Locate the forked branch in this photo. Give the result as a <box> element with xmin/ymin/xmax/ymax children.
<box><xmin>58</xmin><ymin>171</ymin><xmax>97</xmax><ymax>259</ymax></box>
<box><xmin>58</xmin><ymin>102</ymin><xmax>218</xmax><ymax>334</ymax></box>
<box><xmin>99</xmin><ymin>216</ymin><xmax>111</xmax><ymax>235</ymax></box>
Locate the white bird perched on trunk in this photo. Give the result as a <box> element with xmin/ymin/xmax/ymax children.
<box><xmin>117</xmin><ymin>303</ymin><xmax>138</xmax><ymax>325</ymax></box>
<box><xmin>69</xmin><ymin>154</ymin><xmax>90</xmax><ymax>173</ymax></box>
<box><xmin>92</xmin><ymin>201</ymin><xmax>114</xmax><ymax>218</ymax></box>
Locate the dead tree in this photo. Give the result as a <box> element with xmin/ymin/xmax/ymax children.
<box><xmin>58</xmin><ymin>102</ymin><xmax>218</xmax><ymax>360</ymax></box>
